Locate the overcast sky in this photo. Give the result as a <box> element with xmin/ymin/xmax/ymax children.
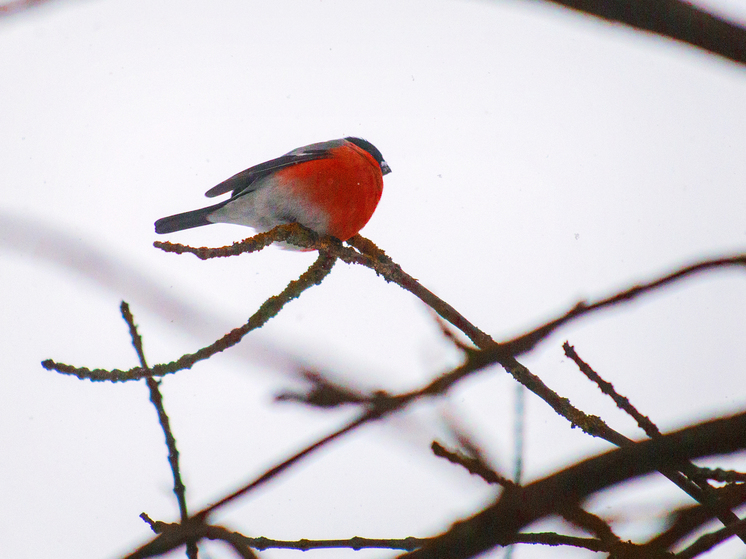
<box><xmin>2</xmin><ymin>1</ymin><xmax>746</xmax><ymax>558</ymax></box>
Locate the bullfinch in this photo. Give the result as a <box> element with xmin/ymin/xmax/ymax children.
<box><xmin>154</xmin><ymin>137</ymin><xmax>391</xmax><ymax>242</ymax></box>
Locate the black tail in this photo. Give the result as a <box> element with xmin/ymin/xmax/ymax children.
<box><xmin>154</xmin><ymin>201</ymin><xmax>228</xmax><ymax>234</ymax></box>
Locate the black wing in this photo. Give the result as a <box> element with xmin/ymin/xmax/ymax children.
<box><xmin>204</xmin><ymin>148</ymin><xmax>335</xmax><ymax>199</ymax></box>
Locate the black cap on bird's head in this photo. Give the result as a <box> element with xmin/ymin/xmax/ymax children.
<box><xmin>345</xmin><ymin>137</ymin><xmax>392</xmax><ymax>175</ymax></box>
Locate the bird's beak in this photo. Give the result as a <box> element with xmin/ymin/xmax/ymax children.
<box><xmin>381</xmin><ymin>161</ymin><xmax>392</xmax><ymax>176</ymax></box>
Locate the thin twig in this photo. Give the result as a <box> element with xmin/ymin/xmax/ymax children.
<box><xmin>564</xmin><ymin>341</ymin><xmax>660</xmax><ymax>437</ymax></box>
<box><xmin>153</xmin><ymin>223</ymin><xmax>324</xmax><ymax>259</ymax></box>
<box><xmin>42</xmin><ymin>251</ymin><xmax>336</xmax><ymax>381</ymax></box>
<box><xmin>206</xmin><ymin>528</ymin><xmax>429</xmax><ymax>552</ymax></box>
<box><xmin>206</xmin><ymin>529</ymin><xmax>608</xmax><ymax>552</ymax></box>
<box><xmin>431</xmin><ymin>441</ymin><xmax>512</xmax><ymax>486</ymax></box>
<box><xmin>120</xmin><ymin>302</ymin><xmax>198</xmax><ymax>559</ymax></box>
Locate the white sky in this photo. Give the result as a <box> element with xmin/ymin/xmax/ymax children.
<box><xmin>2</xmin><ymin>1</ymin><xmax>746</xmax><ymax>558</ymax></box>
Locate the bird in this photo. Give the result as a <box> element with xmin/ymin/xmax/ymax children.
<box><xmin>154</xmin><ymin>137</ymin><xmax>391</xmax><ymax>242</ymax></box>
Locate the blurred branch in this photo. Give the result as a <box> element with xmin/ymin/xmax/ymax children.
<box><xmin>560</xmin><ymin>506</ymin><xmax>619</xmax><ymax>546</ymax></box>
<box><xmin>645</xmin><ymin>483</ymin><xmax>746</xmax><ymax>552</ymax></box>
<box><xmin>402</xmin><ymin>409</ymin><xmax>746</xmax><ymax>558</ymax></box>
<box><xmin>275</xmin><ymin>370</ymin><xmax>372</xmax><ymax>408</ymax></box>
<box><xmin>428</xmin><ymin>310</ymin><xmax>476</xmax><ymax>353</ymax></box>
<box><xmin>694</xmin><ymin>467</ymin><xmax>746</xmax><ymax>483</ymax></box>
<box><xmin>432</xmin><ymin>439</ymin><xmax>625</xmax><ymax>552</ymax></box>
<box><xmin>0</xmin><ymin>0</ymin><xmax>52</xmax><ymax>16</ymax></box>
<box><xmin>535</xmin><ymin>0</ymin><xmax>746</xmax><ymax>65</ymax></box>
<box><xmin>0</xmin><ymin>212</ymin><xmax>317</xmax><ymax>379</ymax></box>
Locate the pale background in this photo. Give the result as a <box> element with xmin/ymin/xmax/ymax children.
<box><xmin>2</xmin><ymin>0</ymin><xmax>746</xmax><ymax>557</ymax></box>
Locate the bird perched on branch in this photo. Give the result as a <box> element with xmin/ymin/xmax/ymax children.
<box><xmin>155</xmin><ymin>137</ymin><xmax>391</xmax><ymax>242</ymax></box>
